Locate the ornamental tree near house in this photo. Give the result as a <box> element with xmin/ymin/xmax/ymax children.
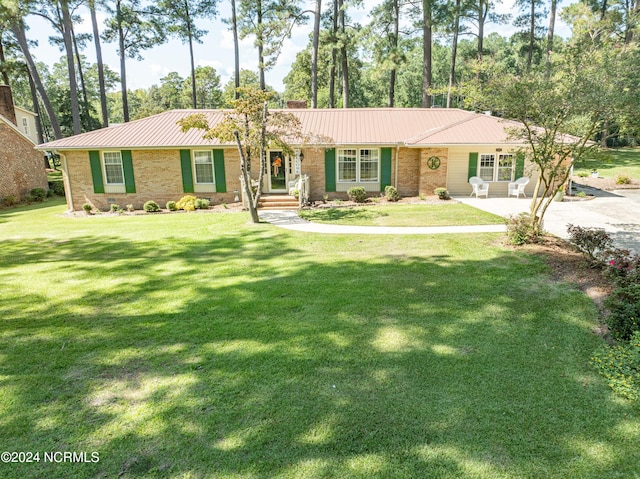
<box><xmin>177</xmin><ymin>87</ymin><xmax>305</xmax><ymax>223</ymax></box>
<box><xmin>459</xmin><ymin>33</ymin><xmax>637</xmax><ymax>238</ymax></box>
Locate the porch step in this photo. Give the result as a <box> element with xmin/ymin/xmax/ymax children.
<box><xmin>258</xmin><ymin>194</ymin><xmax>299</xmax><ymax>210</ymax></box>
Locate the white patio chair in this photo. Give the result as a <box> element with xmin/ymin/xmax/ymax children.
<box><xmin>508</xmin><ymin>177</ymin><xmax>530</xmax><ymax>198</ymax></box>
<box><xmin>469</xmin><ymin>176</ymin><xmax>489</xmax><ymax>198</ymax></box>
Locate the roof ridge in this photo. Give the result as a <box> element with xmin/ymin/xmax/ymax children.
<box><xmin>403</xmin><ymin>110</ymin><xmax>476</xmax><ymax>144</ymax></box>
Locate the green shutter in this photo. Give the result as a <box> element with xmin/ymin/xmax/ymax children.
<box><xmin>468</xmin><ymin>152</ymin><xmax>478</xmax><ymax>179</ymax></box>
<box><xmin>180</xmin><ymin>149</ymin><xmax>194</xmax><ymax>193</ymax></box>
<box><xmin>213</xmin><ymin>149</ymin><xmax>226</xmax><ymax>193</ymax></box>
<box><xmin>515</xmin><ymin>153</ymin><xmax>525</xmax><ymax>179</ymax></box>
<box><xmin>325</xmin><ymin>148</ymin><xmax>336</xmax><ymax>192</ymax></box>
<box><xmin>380</xmin><ymin>147</ymin><xmax>392</xmax><ymax>191</ymax></box>
<box><xmin>121</xmin><ymin>150</ymin><xmax>136</xmax><ymax>193</ymax></box>
<box><xmin>89</xmin><ymin>150</ymin><xmax>104</xmax><ymax>194</ymax></box>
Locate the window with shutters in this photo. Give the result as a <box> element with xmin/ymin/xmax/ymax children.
<box><xmin>103</xmin><ymin>151</ymin><xmax>124</xmax><ymax>185</ymax></box>
<box><xmin>193</xmin><ymin>151</ymin><xmax>215</xmax><ymax>184</ymax></box>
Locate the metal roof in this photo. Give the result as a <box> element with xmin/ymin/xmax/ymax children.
<box><xmin>37</xmin><ymin>108</ymin><xmax>529</xmax><ymax>150</ymax></box>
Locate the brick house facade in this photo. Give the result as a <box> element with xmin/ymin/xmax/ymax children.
<box><xmin>38</xmin><ymin>108</ymin><xmax>539</xmax><ymax>212</ymax></box>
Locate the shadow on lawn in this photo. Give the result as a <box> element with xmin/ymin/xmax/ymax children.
<box><xmin>0</xmin><ymin>231</ymin><xmax>638</xmax><ymax>478</ymax></box>
<box><xmin>301</xmin><ymin>206</ymin><xmax>388</xmax><ymax>223</ymax></box>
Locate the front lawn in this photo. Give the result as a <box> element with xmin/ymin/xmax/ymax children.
<box><xmin>299</xmin><ymin>203</ymin><xmax>505</xmax><ymax>226</ymax></box>
<box><xmin>0</xmin><ymin>201</ymin><xmax>638</xmax><ymax>478</ymax></box>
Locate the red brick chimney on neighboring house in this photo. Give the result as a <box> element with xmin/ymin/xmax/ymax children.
<box><xmin>0</xmin><ymin>85</ymin><xmax>17</xmax><ymax>126</ymax></box>
<box><xmin>286</xmin><ymin>100</ymin><xmax>307</xmax><ymax>109</ymax></box>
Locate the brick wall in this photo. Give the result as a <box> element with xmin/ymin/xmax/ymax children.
<box><xmin>0</xmin><ymin>121</ymin><xmax>48</xmax><ymax>200</ymax></box>
<box><xmin>63</xmin><ymin>149</ymin><xmax>240</xmax><ymax>211</ymax></box>
<box><xmin>418</xmin><ymin>148</ymin><xmax>448</xmax><ymax>196</ymax></box>
<box><xmin>396</xmin><ymin>147</ymin><xmax>421</xmax><ymax>197</ymax></box>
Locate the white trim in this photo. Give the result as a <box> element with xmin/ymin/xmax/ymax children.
<box><xmin>101</xmin><ymin>151</ymin><xmax>126</xmax><ymax>193</ymax></box>
<box><xmin>336</xmin><ymin>147</ymin><xmax>381</xmax><ymax>184</ymax></box>
<box><xmin>477</xmin><ymin>152</ymin><xmax>516</xmax><ymax>183</ymax></box>
<box><xmin>0</xmin><ymin>114</ymin><xmax>36</xmax><ymax>145</ymax></box>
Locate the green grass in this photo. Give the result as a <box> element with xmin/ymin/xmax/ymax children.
<box><xmin>0</xmin><ymin>199</ymin><xmax>639</xmax><ymax>479</ymax></box>
<box><xmin>47</xmin><ymin>169</ymin><xmax>63</xmax><ymax>182</ymax></box>
<box><xmin>299</xmin><ymin>204</ymin><xmax>505</xmax><ymax>226</ymax></box>
<box><xmin>574</xmin><ymin>147</ymin><xmax>640</xmax><ymax>179</ymax></box>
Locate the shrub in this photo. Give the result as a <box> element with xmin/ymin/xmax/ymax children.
<box><xmin>143</xmin><ymin>200</ymin><xmax>160</xmax><ymax>213</ymax></box>
<box><xmin>176</xmin><ymin>195</ymin><xmax>197</xmax><ymax>211</ymax></box>
<box><xmin>29</xmin><ymin>188</ymin><xmax>46</xmax><ymax>202</ymax></box>
<box><xmin>577</xmin><ymin>172</ymin><xmax>588</xmax><ymax>178</ymax></box>
<box><xmin>603</xmin><ymin>249</ymin><xmax>640</xmax><ymax>341</ymax></box>
<box><xmin>48</xmin><ymin>180</ymin><xmax>65</xmax><ymax>196</ymax></box>
<box><xmin>2</xmin><ymin>195</ymin><xmax>17</xmax><ymax>206</ymax></box>
<box><xmin>616</xmin><ymin>174</ymin><xmax>632</xmax><ymax>185</ymax></box>
<box><xmin>82</xmin><ymin>203</ymin><xmax>93</xmax><ymax>213</ymax></box>
<box><xmin>347</xmin><ymin>187</ymin><xmax>367</xmax><ymax>203</ymax></box>
<box><xmin>195</xmin><ymin>198</ymin><xmax>210</xmax><ymax>209</ymax></box>
<box><xmin>591</xmin><ymin>331</ymin><xmax>640</xmax><ymax>401</ymax></box>
<box><xmin>384</xmin><ymin>185</ymin><xmax>400</xmax><ymax>202</ymax></box>
<box><xmin>506</xmin><ymin>213</ymin><xmax>542</xmax><ymax>245</ymax></box>
<box><xmin>109</xmin><ymin>204</ymin><xmax>119</xmax><ymax>213</ymax></box>
<box><xmin>576</xmin><ymin>191</ymin><xmax>587</xmax><ymax>198</ymax></box>
<box><xmin>126</xmin><ymin>204</ymin><xmax>135</xmax><ymax>212</ymax></box>
<box><xmin>166</xmin><ymin>201</ymin><xmax>178</xmax><ymax>211</ymax></box>
<box><xmin>434</xmin><ymin>187</ymin><xmax>449</xmax><ymax>200</ymax></box>
<box><xmin>567</xmin><ymin>224</ymin><xmax>614</xmax><ymax>262</ymax></box>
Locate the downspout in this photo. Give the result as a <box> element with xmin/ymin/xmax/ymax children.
<box><xmin>394</xmin><ymin>143</ymin><xmax>401</xmax><ymax>189</ymax></box>
<box><xmin>58</xmin><ymin>152</ymin><xmax>74</xmax><ymax>212</ymax></box>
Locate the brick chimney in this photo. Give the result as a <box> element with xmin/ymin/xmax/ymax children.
<box><xmin>0</xmin><ymin>85</ymin><xmax>17</xmax><ymax>125</ymax></box>
<box><xmin>286</xmin><ymin>100</ymin><xmax>307</xmax><ymax>109</ymax></box>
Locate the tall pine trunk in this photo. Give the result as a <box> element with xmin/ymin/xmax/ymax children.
<box><xmin>231</xmin><ymin>0</ymin><xmax>240</xmax><ymax>99</ymax></box>
<box><xmin>60</xmin><ymin>0</ymin><xmax>81</xmax><ymax>134</ymax></box>
<box><xmin>11</xmin><ymin>20</ymin><xmax>62</xmax><ymax>139</ymax></box>
<box><xmin>527</xmin><ymin>0</ymin><xmax>535</xmax><ymax>71</ymax></box>
<box><xmin>26</xmin><ymin>67</ymin><xmax>44</xmax><ymax>143</ymax></box>
<box><xmin>257</xmin><ymin>0</ymin><xmax>265</xmax><ymax>90</ymax></box>
<box><xmin>338</xmin><ymin>0</ymin><xmax>348</xmax><ymax>108</ymax></box>
<box><xmin>546</xmin><ymin>0</ymin><xmax>556</xmax><ymax>73</ymax></box>
<box><xmin>184</xmin><ymin>0</ymin><xmax>198</xmax><ymax>108</ymax></box>
<box><xmin>422</xmin><ymin>0</ymin><xmax>432</xmax><ymax>107</ymax></box>
<box><xmin>71</xmin><ymin>22</ymin><xmax>91</xmax><ymax>128</ymax></box>
<box><xmin>89</xmin><ymin>0</ymin><xmax>108</xmax><ymax>127</ymax></box>
<box><xmin>311</xmin><ymin>0</ymin><xmax>321</xmax><ymax>108</ymax></box>
<box><xmin>329</xmin><ymin>0</ymin><xmax>338</xmax><ymax>108</ymax></box>
<box><xmin>388</xmin><ymin>0</ymin><xmax>398</xmax><ymax>107</ymax></box>
<box><xmin>0</xmin><ymin>36</ymin><xmax>10</xmax><ymax>86</ymax></box>
<box><xmin>116</xmin><ymin>0</ymin><xmax>130</xmax><ymax>122</ymax></box>
<box><xmin>447</xmin><ymin>0</ymin><xmax>461</xmax><ymax>108</ymax></box>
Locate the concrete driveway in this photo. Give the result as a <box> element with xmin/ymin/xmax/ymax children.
<box><xmin>456</xmin><ymin>188</ymin><xmax>640</xmax><ymax>255</ymax></box>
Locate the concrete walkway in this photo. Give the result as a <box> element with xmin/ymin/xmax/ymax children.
<box><xmin>258</xmin><ymin>210</ymin><xmax>506</xmax><ymax>235</ymax></box>
<box><xmin>259</xmin><ymin>187</ymin><xmax>640</xmax><ymax>255</ymax></box>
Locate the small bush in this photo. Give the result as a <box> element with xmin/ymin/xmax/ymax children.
<box><xmin>126</xmin><ymin>204</ymin><xmax>135</xmax><ymax>212</ymax></box>
<box><xmin>82</xmin><ymin>203</ymin><xmax>93</xmax><ymax>213</ymax></box>
<box><xmin>48</xmin><ymin>180</ymin><xmax>65</xmax><ymax>196</ymax></box>
<box><xmin>110</xmin><ymin>203</ymin><xmax>120</xmax><ymax>213</ymax></box>
<box><xmin>591</xmin><ymin>331</ymin><xmax>640</xmax><ymax>401</ymax></box>
<box><xmin>577</xmin><ymin>172</ymin><xmax>588</xmax><ymax>178</ymax></box>
<box><xmin>434</xmin><ymin>187</ymin><xmax>449</xmax><ymax>200</ymax></box>
<box><xmin>576</xmin><ymin>191</ymin><xmax>587</xmax><ymax>198</ymax></box>
<box><xmin>567</xmin><ymin>224</ymin><xmax>614</xmax><ymax>262</ymax></box>
<box><xmin>29</xmin><ymin>188</ymin><xmax>46</xmax><ymax>202</ymax></box>
<box><xmin>384</xmin><ymin>185</ymin><xmax>400</xmax><ymax>202</ymax></box>
<box><xmin>616</xmin><ymin>174</ymin><xmax>632</xmax><ymax>185</ymax></box>
<box><xmin>166</xmin><ymin>201</ymin><xmax>178</xmax><ymax>211</ymax></box>
<box><xmin>506</xmin><ymin>213</ymin><xmax>542</xmax><ymax>245</ymax></box>
<box><xmin>195</xmin><ymin>198</ymin><xmax>210</xmax><ymax>209</ymax></box>
<box><xmin>2</xmin><ymin>195</ymin><xmax>18</xmax><ymax>206</ymax></box>
<box><xmin>143</xmin><ymin>200</ymin><xmax>160</xmax><ymax>213</ymax></box>
<box><xmin>176</xmin><ymin>195</ymin><xmax>197</xmax><ymax>211</ymax></box>
<box><xmin>347</xmin><ymin>187</ymin><xmax>367</xmax><ymax>203</ymax></box>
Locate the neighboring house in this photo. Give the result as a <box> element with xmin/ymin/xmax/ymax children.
<box><xmin>0</xmin><ymin>85</ymin><xmax>48</xmax><ymax>201</ymax></box>
<box><xmin>13</xmin><ymin>106</ymin><xmax>40</xmax><ymax>145</ymax></box>
<box><xmin>37</xmin><ymin>107</ymin><xmax>538</xmax><ymax>211</ymax></box>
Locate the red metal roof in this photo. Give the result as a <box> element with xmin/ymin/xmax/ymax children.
<box><xmin>37</xmin><ymin>108</ymin><xmax>529</xmax><ymax>150</ymax></box>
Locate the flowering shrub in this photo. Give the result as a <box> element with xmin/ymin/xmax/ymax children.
<box><xmin>603</xmin><ymin>249</ymin><xmax>640</xmax><ymax>340</ymax></box>
<box><xmin>176</xmin><ymin>195</ymin><xmax>197</xmax><ymax>211</ymax></box>
<box><xmin>506</xmin><ymin>213</ymin><xmax>542</xmax><ymax>245</ymax></box>
<box><xmin>591</xmin><ymin>331</ymin><xmax>640</xmax><ymax>401</ymax></box>
<box><xmin>567</xmin><ymin>224</ymin><xmax>613</xmax><ymax>262</ymax></box>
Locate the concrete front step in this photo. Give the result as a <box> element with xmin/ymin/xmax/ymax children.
<box><xmin>258</xmin><ymin>194</ymin><xmax>299</xmax><ymax>209</ymax></box>
<box><xmin>259</xmin><ymin>206</ymin><xmax>299</xmax><ymax>210</ymax></box>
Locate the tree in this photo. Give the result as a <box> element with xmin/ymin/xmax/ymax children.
<box><xmin>238</xmin><ymin>0</ymin><xmax>305</xmax><ymax>90</ymax></box>
<box><xmin>422</xmin><ymin>0</ymin><xmax>433</xmax><ymax>107</ymax></box>
<box><xmin>154</xmin><ymin>0</ymin><xmax>218</xmax><ymax>108</ymax></box>
<box><xmin>88</xmin><ymin>0</ymin><xmax>109</xmax><ymax>127</ymax></box>
<box><xmin>459</xmin><ymin>38</ymin><xmax>636</xmax><ymax>236</ymax></box>
<box><xmin>311</xmin><ymin>0</ymin><xmax>321</xmax><ymax>108</ymax></box>
<box><xmin>102</xmin><ymin>0</ymin><xmax>166</xmax><ymax>122</ymax></box>
<box><xmin>178</xmin><ymin>87</ymin><xmax>305</xmax><ymax>223</ymax></box>
<box><xmin>182</xmin><ymin>65</ymin><xmax>223</xmax><ymax>108</ymax></box>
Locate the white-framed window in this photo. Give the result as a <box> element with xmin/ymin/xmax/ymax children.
<box><xmin>337</xmin><ymin>148</ymin><xmax>380</xmax><ymax>183</ymax></box>
<box><xmin>22</xmin><ymin>117</ymin><xmax>29</xmax><ymax>136</ymax></box>
<box><xmin>479</xmin><ymin>154</ymin><xmax>495</xmax><ymax>181</ymax></box>
<box><xmin>193</xmin><ymin>150</ymin><xmax>215</xmax><ymax>184</ymax></box>
<box><xmin>477</xmin><ymin>153</ymin><xmax>515</xmax><ymax>182</ymax></box>
<box><xmin>496</xmin><ymin>154</ymin><xmax>515</xmax><ymax>182</ymax></box>
<box><xmin>102</xmin><ymin>151</ymin><xmax>124</xmax><ymax>185</ymax></box>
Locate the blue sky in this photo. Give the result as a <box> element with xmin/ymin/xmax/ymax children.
<box><xmin>23</xmin><ymin>0</ymin><xmax>570</xmax><ymax>93</ymax></box>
